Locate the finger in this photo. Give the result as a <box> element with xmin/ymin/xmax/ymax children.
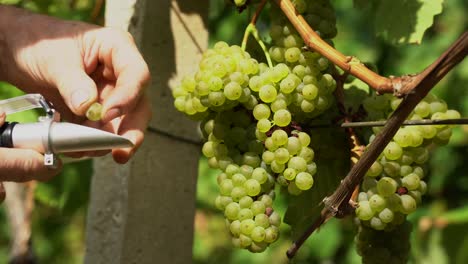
<box><xmin>53</xmin><ymin>67</ymin><xmax>99</xmax><ymax>116</ymax></box>
<box><xmin>0</xmin><ymin>148</ymin><xmax>62</xmax><ymax>182</ymax></box>
<box><xmin>0</xmin><ymin>109</ymin><xmax>5</xmax><ymax>124</ymax></box>
<box><xmin>112</xmin><ymin>95</ymin><xmax>152</xmax><ymax>164</ymax></box>
<box><xmin>100</xmin><ymin>35</ymin><xmax>150</xmax><ymax>122</ymax></box>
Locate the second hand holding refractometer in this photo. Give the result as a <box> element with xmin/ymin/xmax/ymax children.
<box><xmin>0</xmin><ymin>94</ymin><xmax>133</xmax><ymax>167</ymax></box>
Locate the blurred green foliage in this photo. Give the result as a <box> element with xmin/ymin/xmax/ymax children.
<box><xmin>0</xmin><ymin>0</ymin><xmax>466</xmax><ymax>263</ymax></box>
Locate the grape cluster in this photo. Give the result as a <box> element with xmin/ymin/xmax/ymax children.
<box><xmin>200</xmin><ymin>109</ymin><xmax>280</xmax><ymax>252</ymax></box>
<box><xmin>356</xmin><ymin>220</ymin><xmax>412</xmax><ymax>264</ymax></box>
<box><xmin>262</xmin><ymin>128</ymin><xmax>317</xmax><ymax>195</ymax></box>
<box><xmin>267</xmin><ymin>1</ymin><xmax>337</xmax><ymax>119</ymax></box>
<box><xmin>356</xmin><ymin>93</ymin><xmax>460</xmax><ymax>230</ymax></box>
<box><xmin>172</xmin><ymin>0</ymin><xmax>341</xmax><ymax>252</ymax></box>
<box><xmin>173</xmin><ymin>41</ymin><xmax>260</xmax><ymax>119</ymax></box>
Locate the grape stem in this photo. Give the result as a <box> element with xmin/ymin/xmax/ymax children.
<box><xmin>286</xmin><ymin>32</ymin><xmax>468</xmax><ymax>259</ymax></box>
<box><xmin>241</xmin><ymin>0</ymin><xmax>273</xmax><ymax>68</ymax></box>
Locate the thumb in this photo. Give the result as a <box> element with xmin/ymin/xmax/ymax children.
<box><xmin>54</xmin><ymin>69</ymin><xmax>98</xmax><ymax>116</ymax></box>
<box><xmin>0</xmin><ymin>148</ymin><xmax>62</xmax><ymax>182</ymax></box>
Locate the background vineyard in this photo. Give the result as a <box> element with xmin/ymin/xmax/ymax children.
<box><xmin>0</xmin><ymin>0</ymin><xmax>466</xmax><ymax>263</ymax></box>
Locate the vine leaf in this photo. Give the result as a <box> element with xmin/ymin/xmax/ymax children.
<box><xmin>375</xmin><ymin>0</ymin><xmax>443</xmax><ymax>45</ymax></box>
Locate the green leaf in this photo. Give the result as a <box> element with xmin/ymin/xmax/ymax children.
<box><xmin>303</xmin><ymin>218</ymin><xmax>342</xmax><ymax>259</ymax></box>
<box><xmin>375</xmin><ymin>0</ymin><xmax>444</xmax><ymax>45</ymax></box>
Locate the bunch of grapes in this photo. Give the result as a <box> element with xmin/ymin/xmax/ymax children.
<box><xmin>267</xmin><ymin>1</ymin><xmax>337</xmax><ymax>120</ymax></box>
<box><xmin>173</xmin><ymin>41</ymin><xmax>260</xmax><ymax>119</ymax></box>
<box><xmin>171</xmin><ymin>0</ymin><xmax>345</xmax><ymax>252</ymax></box>
<box><xmin>356</xmin><ymin>220</ymin><xmax>412</xmax><ymax>264</ymax></box>
<box><xmin>355</xmin><ymin>93</ymin><xmax>461</xmax><ymax>230</ymax></box>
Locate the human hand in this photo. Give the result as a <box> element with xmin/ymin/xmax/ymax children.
<box><xmin>0</xmin><ymin>6</ymin><xmax>151</xmax><ymax>164</ymax></box>
<box><xmin>0</xmin><ymin>109</ymin><xmax>61</xmax><ymax>181</ymax></box>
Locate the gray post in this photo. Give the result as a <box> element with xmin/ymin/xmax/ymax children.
<box><xmin>84</xmin><ymin>1</ymin><xmax>208</xmax><ymax>263</ymax></box>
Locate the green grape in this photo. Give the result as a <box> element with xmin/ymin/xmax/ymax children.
<box><xmin>370</xmin><ymin>217</ymin><xmax>386</xmax><ymax>230</ymax></box>
<box><xmin>219</xmin><ymin>179</ymin><xmax>234</xmax><ymax>195</ymax></box>
<box><xmin>356</xmin><ymin>201</ymin><xmax>374</xmax><ymax>221</ymax></box>
<box><xmin>252</xmin><ymin>168</ymin><xmax>268</xmax><ymax>184</ymax></box>
<box><xmin>239</xmin><ymin>196</ymin><xmax>254</xmax><ymax>208</ymax></box>
<box><xmin>298</xmin><ymin>147</ymin><xmax>314</xmax><ymax>162</ymax></box>
<box><xmin>215</xmin><ymin>196</ymin><xmax>232</xmax><ymax>210</ymax></box>
<box><xmin>238</xmin><ymin>208</ymin><xmax>254</xmax><ymax>221</ymax></box>
<box><xmin>288</xmin><ymin>157</ymin><xmax>307</xmax><ymax>172</ymax></box>
<box><xmin>274</xmin><ymin>148</ymin><xmax>290</xmax><ymax>164</ymax></box>
<box><xmin>366</xmin><ymin>162</ymin><xmax>383</xmax><ymax>177</ymax></box>
<box><xmin>225</xmin><ymin>202</ymin><xmax>240</xmax><ymax>220</ymax></box>
<box><xmin>286</xmin><ymin>137</ymin><xmax>302</xmax><ymax>155</ymax></box>
<box><xmin>259</xmin><ymin>194</ymin><xmax>273</xmax><ymax>208</ymax></box>
<box><xmin>270</xmin><ymin>160</ymin><xmax>285</xmax><ymax>173</ymax></box>
<box><xmin>383</xmin><ymin>142</ymin><xmax>403</xmax><ymax>160</ymax></box>
<box><xmin>251</xmin><ymin>202</ymin><xmax>266</xmax><ymax>216</ymax></box>
<box><xmin>257</xmin><ymin>119</ymin><xmax>272</xmax><ymax>133</ymax></box>
<box><xmin>399</xmin><ymin>194</ymin><xmax>417</xmax><ymax>214</ymax></box>
<box><xmin>259</xmin><ymin>85</ymin><xmax>278</xmax><ymax>103</ymax></box>
<box><xmin>269</xmin><ymin>211</ymin><xmax>281</xmax><ymax>226</ymax></box>
<box><xmin>231</xmin><ymin>187</ymin><xmax>247</xmax><ymax>202</ymax></box>
<box><xmin>253</xmin><ymin>104</ymin><xmax>271</xmax><ymax>120</ymax></box>
<box><xmin>284</xmin><ymin>47</ymin><xmax>301</xmax><ymax>63</ymax></box>
<box><xmin>271</xmin><ymin>129</ymin><xmax>289</xmax><ymax>146</ymax></box>
<box><xmin>378</xmin><ymin>208</ymin><xmax>394</xmax><ymax>223</ymax></box>
<box><xmin>244</xmin><ymin>179</ymin><xmax>261</xmax><ymax>196</ymax></box>
<box><xmin>302</xmin><ymin>84</ymin><xmax>318</xmax><ymax>100</ymax></box>
<box><xmin>402</xmin><ymin>173</ymin><xmax>420</xmax><ymax>190</ymax></box>
<box><xmin>383</xmin><ymin>161</ymin><xmax>400</xmax><ymax>178</ymax></box>
<box><xmin>230</xmin><ymin>220</ymin><xmax>241</xmax><ymax>236</ymax></box>
<box><xmin>273</xmin><ymin>109</ymin><xmax>292</xmax><ymax>127</ymax></box>
<box><xmin>240</xmin><ymin>219</ymin><xmax>256</xmax><ymax>235</ymax></box>
<box><xmin>251</xmin><ymin>226</ymin><xmax>266</xmax><ymax>242</ymax></box>
<box><xmin>270</xmin><ymin>99</ymin><xmax>288</xmax><ymax>112</ymax></box>
<box><xmin>283</xmin><ymin>168</ymin><xmax>297</xmax><ymax>180</ymax></box>
<box><xmin>239</xmin><ymin>234</ymin><xmax>252</xmax><ymax>248</ymax></box>
<box><xmin>86</xmin><ymin>102</ymin><xmax>103</xmax><ymax>121</ymax></box>
<box><xmin>262</xmin><ymin>150</ymin><xmax>275</xmax><ymax>164</ymax></box>
<box><xmin>232</xmin><ymin>173</ymin><xmax>247</xmax><ymax>186</ymax></box>
<box><xmin>295</xmin><ymin>172</ymin><xmax>314</xmax><ymax>190</ymax></box>
<box><xmin>377</xmin><ymin>177</ymin><xmax>398</xmax><ymax>197</ymax></box>
<box><xmin>369</xmin><ymin>194</ymin><xmax>386</xmax><ymax>212</ymax></box>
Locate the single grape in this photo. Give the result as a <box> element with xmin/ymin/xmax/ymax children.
<box><xmin>86</xmin><ymin>102</ymin><xmax>103</xmax><ymax>121</ymax></box>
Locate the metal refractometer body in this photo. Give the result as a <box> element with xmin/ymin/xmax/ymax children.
<box><xmin>0</xmin><ymin>94</ymin><xmax>133</xmax><ymax>167</ymax></box>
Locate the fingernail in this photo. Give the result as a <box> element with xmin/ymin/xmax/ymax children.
<box><xmin>102</xmin><ymin>108</ymin><xmax>121</xmax><ymax>123</ymax></box>
<box><xmin>71</xmin><ymin>90</ymin><xmax>90</xmax><ymax>111</ymax></box>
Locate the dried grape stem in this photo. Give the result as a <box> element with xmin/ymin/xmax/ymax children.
<box><xmin>286</xmin><ymin>31</ymin><xmax>468</xmax><ymax>259</ymax></box>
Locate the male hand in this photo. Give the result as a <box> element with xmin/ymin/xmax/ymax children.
<box><xmin>0</xmin><ymin>6</ymin><xmax>151</xmax><ymax>181</ymax></box>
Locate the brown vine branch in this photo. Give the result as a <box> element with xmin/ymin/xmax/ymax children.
<box><xmin>287</xmin><ymin>32</ymin><xmax>467</xmax><ymax>259</ymax></box>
